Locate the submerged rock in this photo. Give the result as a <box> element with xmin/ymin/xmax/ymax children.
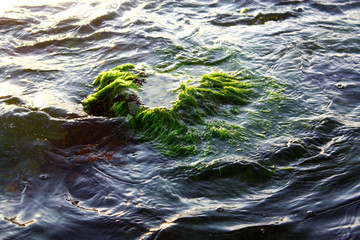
<box><xmin>248</xmin><ymin>12</ymin><xmax>295</xmax><ymax>25</ymax></box>
<box><xmin>210</xmin><ymin>12</ymin><xmax>296</xmax><ymax>26</ymax></box>
<box><xmin>83</xmin><ymin>63</ymin><xmax>142</xmax><ymax>117</ymax></box>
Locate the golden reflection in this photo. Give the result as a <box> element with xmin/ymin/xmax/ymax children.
<box><xmin>4</xmin><ymin>216</ymin><xmax>35</xmax><ymax>227</ymax></box>
<box><xmin>140</xmin><ymin>217</ymin><xmax>178</xmax><ymax>239</ymax></box>
<box><xmin>149</xmin><ymin>221</ymin><xmax>176</xmax><ymax>232</ymax></box>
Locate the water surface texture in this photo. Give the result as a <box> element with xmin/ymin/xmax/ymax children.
<box><xmin>0</xmin><ymin>0</ymin><xmax>360</xmax><ymax>239</ymax></box>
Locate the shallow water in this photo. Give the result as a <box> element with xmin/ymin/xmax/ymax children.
<box><xmin>0</xmin><ymin>0</ymin><xmax>359</xmax><ymax>239</ymax></box>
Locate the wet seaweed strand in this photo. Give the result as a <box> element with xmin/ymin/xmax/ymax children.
<box><xmin>83</xmin><ymin>64</ymin><xmax>271</xmax><ymax>156</ymax></box>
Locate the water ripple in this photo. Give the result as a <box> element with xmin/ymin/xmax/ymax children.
<box><xmin>0</xmin><ymin>0</ymin><xmax>359</xmax><ymax>239</ymax></box>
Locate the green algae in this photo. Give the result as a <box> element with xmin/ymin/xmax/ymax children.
<box><xmin>83</xmin><ymin>64</ymin><xmax>285</xmax><ymax>156</ymax></box>
<box><xmin>83</xmin><ymin>64</ymin><xmax>142</xmax><ymax>117</ymax></box>
<box><xmin>155</xmin><ymin>45</ymin><xmax>236</xmax><ymax>73</ymax></box>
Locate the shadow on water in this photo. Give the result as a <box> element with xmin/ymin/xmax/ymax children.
<box><xmin>0</xmin><ymin>101</ymin><xmax>166</xmax><ymax>239</ymax></box>
<box><xmin>144</xmin><ymin>223</ymin><xmax>290</xmax><ymax>240</ymax></box>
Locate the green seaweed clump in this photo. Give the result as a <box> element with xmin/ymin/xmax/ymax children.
<box><xmin>83</xmin><ymin>64</ymin><xmax>144</xmax><ymax>117</ymax></box>
<box><xmin>155</xmin><ymin>45</ymin><xmax>235</xmax><ymax>73</ymax></box>
<box><xmin>83</xmin><ymin>64</ymin><xmax>276</xmax><ymax>156</ymax></box>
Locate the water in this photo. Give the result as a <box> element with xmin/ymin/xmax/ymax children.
<box><xmin>0</xmin><ymin>0</ymin><xmax>359</xmax><ymax>239</ymax></box>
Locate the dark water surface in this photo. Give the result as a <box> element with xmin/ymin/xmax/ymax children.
<box><xmin>0</xmin><ymin>0</ymin><xmax>360</xmax><ymax>239</ymax></box>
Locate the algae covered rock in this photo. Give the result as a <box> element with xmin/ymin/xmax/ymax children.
<box><xmin>82</xmin><ymin>64</ymin><xmax>143</xmax><ymax>117</ymax></box>
<box><xmin>83</xmin><ymin>64</ymin><xmax>283</xmax><ymax>156</ymax></box>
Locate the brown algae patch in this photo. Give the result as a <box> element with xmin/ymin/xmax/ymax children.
<box><xmin>83</xmin><ymin>64</ymin><xmax>284</xmax><ymax>156</ymax></box>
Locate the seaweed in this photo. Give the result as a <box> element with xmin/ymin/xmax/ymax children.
<box><xmin>83</xmin><ymin>64</ymin><xmax>283</xmax><ymax>156</ymax></box>
<box><xmin>82</xmin><ymin>64</ymin><xmax>143</xmax><ymax>117</ymax></box>
<box><xmin>155</xmin><ymin>45</ymin><xmax>235</xmax><ymax>73</ymax></box>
